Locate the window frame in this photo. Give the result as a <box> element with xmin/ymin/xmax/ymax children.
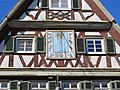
<box><xmin>93</xmin><ymin>81</ymin><xmax>110</xmax><ymax>90</ymax></box>
<box><xmin>86</xmin><ymin>38</ymin><xmax>105</xmax><ymax>54</ymax></box>
<box><xmin>0</xmin><ymin>81</ymin><xmax>9</xmax><ymax>90</ymax></box>
<box><xmin>63</xmin><ymin>81</ymin><xmax>78</xmax><ymax>90</ymax></box>
<box><xmin>46</xmin><ymin>30</ymin><xmax>76</xmax><ymax>60</ymax></box>
<box><xmin>31</xmin><ymin>81</ymin><xmax>47</xmax><ymax>90</ymax></box>
<box><xmin>15</xmin><ymin>37</ymin><xmax>35</xmax><ymax>53</ymax></box>
<box><xmin>49</xmin><ymin>0</ymin><xmax>72</xmax><ymax>10</ymax></box>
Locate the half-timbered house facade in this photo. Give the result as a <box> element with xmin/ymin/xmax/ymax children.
<box><xmin>0</xmin><ymin>0</ymin><xmax>120</xmax><ymax>90</ymax></box>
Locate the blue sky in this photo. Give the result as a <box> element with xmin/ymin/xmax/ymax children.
<box><xmin>0</xmin><ymin>0</ymin><xmax>120</xmax><ymax>25</ymax></box>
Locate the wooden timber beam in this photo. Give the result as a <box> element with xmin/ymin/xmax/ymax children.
<box><xmin>7</xmin><ymin>20</ymin><xmax>112</xmax><ymax>30</ymax></box>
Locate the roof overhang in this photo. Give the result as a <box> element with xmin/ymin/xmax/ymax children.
<box><xmin>0</xmin><ymin>68</ymin><xmax>120</xmax><ymax>77</ymax></box>
<box><xmin>7</xmin><ymin>20</ymin><xmax>112</xmax><ymax>30</ymax></box>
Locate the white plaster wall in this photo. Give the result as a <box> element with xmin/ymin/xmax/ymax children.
<box><xmin>0</xmin><ymin>56</ymin><xmax>9</xmax><ymax>67</ymax></box>
<box><xmin>37</xmin><ymin>11</ymin><xmax>46</xmax><ymax>21</ymax></box>
<box><xmin>90</xmin><ymin>56</ymin><xmax>99</xmax><ymax>67</ymax></box>
<box><xmin>115</xmin><ymin>42</ymin><xmax>120</xmax><ymax>53</ymax></box>
<box><xmin>99</xmin><ymin>56</ymin><xmax>107</xmax><ymax>68</ymax></box>
<box><xmin>14</xmin><ymin>55</ymin><xmax>23</xmax><ymax>67</ymax></box>
<box><xmin>82</xmin><ymin>0</ymin><xmax>92</xmax><ymax>10</ymax></box>
<box><xmin>111</xmin><ymin>57</ymin><xmax>120</xmax><ymax>68</ymax></box>
<box><xmin>87</xmin><ymin>14</ymin><xmax>101</xmax><ymax>21</ymax></box>
<box><xmin>74</xmin><ymin>12</ymin><xmax>83</xmax><ymax>21</ymax></box>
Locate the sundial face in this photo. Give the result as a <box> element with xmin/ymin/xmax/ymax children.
<box><xmin>46</xmin><ymin>30</ymin><xmax>75</xmax><ymax>59</ymax></box>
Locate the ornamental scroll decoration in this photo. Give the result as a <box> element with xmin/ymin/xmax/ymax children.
<box><xmin>46</xmin><ymin>10</ymin><xmax>74</xmax><ymax>20</ymax></box>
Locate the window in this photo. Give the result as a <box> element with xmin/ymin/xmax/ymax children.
<box><xmin>63</xmin><ymin>82</ymin><xmax>78</xmax><ymax>90</ymax></box>
<box><xmin>49</xmin><ymin>0</ymin><xmax>71</xmax><ymax>10</ymax></box>
<box><xmin>16</xmin><ymin>38</ymin><xmax>35</xmax><ymax>53</ymax></box>
<box><xmin>86</xmin><ymin>39</ymin><xmax>105</xmax><ymax>54</ymax></box>
<box><xmin>46</xmin><ymin>30</ymin><xmax>75</xmax><ymax>59</ymax></box>
<box><xmin>31</xmin><ymin>81</ymin><xmax>47</xmax><ymax>90</ymax></box>
<box><xmin>76</xmin><ymin>38</ymin><xmax>114</xmax><ymax>54</ymax></box>
<box><xmin>93</xmin><ymin>81</ymin><xmax>109</xmax><ymax>90</ymax></box>
<box><xmin>0</xmin><ymin>82</ymin><xmax>8</xmax><ymax>90</ymax></box>
<box><xmin>110</xmin><ymin>81</ymin><xmax>120</xmax><ymax>90</ymax></box>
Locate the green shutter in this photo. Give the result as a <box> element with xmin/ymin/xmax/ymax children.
<box><xmin>36</xmin><ymin>37</ymin><xmax>45</xmax><ymax>53</ymax></box>
<box><xmin>20</xmin><ymin>81</ymin><xmax>30</xmax><ymax>90</ymax></box>
<box><xmin>110</xmin><ymin>81</ymin><xmax>120</xmax><ymax>90</ymax></box>
<box><xmin>9</xmin><ymin>81</ymin><xmax>19</xmax><ymax>90</ymax></box>
<box><xmin>72</xmin><ymin>0</ymin><xmax>81</xmax><ymax>10</ymax></box>
<box><xmin>41</xmin><ymin>0</ymin><xmax>48</xmax><ymax>8</ymax></box>
<box><xmin>76</xmin><ymin>38</ymin><xmax>86</xmax><ymax>54</ymax></box>
<box><xmin>48</xmin><ymin>81</ymin><xmax>56</xmax><ymax>90</ymax></box>
<box><xmin>79</xmin><ymin>81</ymin><xmax>92</xmax><ymax>90</ymax></box>
<box><xmin>106</xmin><ymin>38</ymin><xmax>116</xmax><ymax>54</ymax></box>
<box><xmin>4</xmin><ymin>36</ymin><xmax>14</xmax><ymax>53</ymax></box>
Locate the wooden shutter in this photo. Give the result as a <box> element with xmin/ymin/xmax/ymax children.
<box><xmin>48</xmin><ymin>81</ymin><xmax>56</xmax><ymax>90</ymax></box>
<box><xmin>36</xmin><ymin>37</ymin><xmax>45</xmax><ymax>53</ymax></box>
<box><xmin>41</xmin><ymin>0</ymin><xmax>48</xmax><ymax>8</ymax></box>
<box><xmin>110</xmin><ymin>81</ymin><xmax>116</xmax><ymax>90</ymax></box>
<box><xmin>4</xmin><ymin>36</ymin><xmax>14</xmax><ymax>53</ymax></box>
<box><xmin>20</xmin><ymin>81</ymin><xmax>30</xmax><ymax>90</ymax></box>
<box><xmin>76</xmin><ymin>38</ymin><xmax>86</xmax><ymax>54</ymax></box>
<box><xmin>79</xmin><ymin>81</ymin><xmax>92</xmax><ymax>90</ymax></box>
<box><xmin>110</xmin><ymin>81</ymin><xmax>120</xmax><ymax>90</ymax></box>
<box><xmin>106</xmin><ymin>38</ymin><xmax>116</xmax><ymax>54</ymax></box>
<box><xmin>72</xmin><ymin>0</ymin><xmax>81</xmax><ymax>10</ymax></box>
<box><xmin>9</xmin><ymin>81</ymin><xmax>19</xmax><ymax>90</ymax></box>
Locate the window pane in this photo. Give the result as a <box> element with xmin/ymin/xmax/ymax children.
<box><xmin>86</xmin><ymin>39</ymin><xmax>103</xmax><ymax>53</ymax></box>
<box><xmin>88</xmin><ymin>45</ymin><xmax>94</xmax><ymax>48</ymax></box>
<box><xmin>61</xmin><ymin>0</ymin><xmax>68</xmax><ymax>7</ymax></box>
<box><xmin>96</xmin><ymin>45</ymin><xmax>102</xmax><ymax>48</ymax></box>
<box><xmin>111</xmin><ymin>83</ymin><xmax>115</xmax><ymax>89</ymax></box>
<box><xmin>86</xmin><ymin>82</ymin><xmax>91</xmax><ymax>89</ymax></box>
<box><xmin>17</xmin><ymin>39</ymin><xmax>24</xmax><ymax>51</ymax></box>
<box><xmin>64</xmin><ymin>83</ymin><xmax>69</xmax><ymax>88</ymax></box>
<box><xmin>40</xmin><ymin>82</ymin><xmax>46</xmax><ymax>88</ymax></box>
<box><xmin>87</xmin><ymin>41</ymin><xmax>93</xmax><ymax>44</ymax></box>
<box><xmin>95</xmin><ymin>41</ymin><xmax>101</xmax><ymax>44</ymax></box>
<box><xmin>71</xmin><ymin>82</ymin><xmax>77</xmax><ymax>88</ymax></box>
<box><xmin>94</xmin><ymin>83</ymin><xmax>100</xmax><ymax>88</ymax></box>
<box><xmin>17</xmin><ymin>38</ymin><xmax>33</xmax><ymax>52</ymax></box>
<box><xmin>32</xmin><ymin>82</ymin><xmax>38</xmax><ymax>88</ymax></box>
<box><xmin>88</xmin><ymin>49</ymin><xmax>94</xmax><ymax>52</ymax></box>
<box><xmin>1</xmin><ymin>82</ymin><xmax>8</xmax><ymax>88</ymax></box>
<box><xmin>81</xmin><ymin>83</ymin><xmax>84</xmax><ymax>89</ymax></box>
<box><xmin>51</xmin><ymin>0</ymin><xmax>59</xmax><ymax>7</ymax></box>
<box><xmin>117</xmin><ymin>82</ymin><xmax>120</xmax><ymax>88</ymax></box>
<box><xmin>96</xmin><ymin>49</ymin><xmax>102</xmax><ymax>52</ymax></box>
<box><xmin>26</xmin><ymin>39</ymin><xmax>32</xmax><ymax>51</ymax></box>
<box><xmin>102</xmin><ymin>83</ymin><xmax>108</xmax><ymax>88</ymax></box>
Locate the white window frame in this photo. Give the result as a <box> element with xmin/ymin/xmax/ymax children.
<box><xmin>16</xmin><ymin>37</ymin><xmax>35</xmax><ymax>53</ymax></box>
<box><xmin>0</xmin><ymin>82</ymin><xmax>9</xmax><ymax>90</ymax></box>
<box><xmin>31</xmin><ymin>81</ymin><xmax>47</xmax><ymax>90</ymax></box>
<box><xmin>63</xmin><ymin>81</ymin><xmax>78</xmax><ymax>90</ymax></box>
<box><xmin>49</xmin><ymin>0</ymin><xmax>71</xmax><ymax>10</ymax></box>
<box><xmin>46</xmin><ymin>30</ymin><xmax>75</xmax><ymax>59</ymax></box>
<box><xmin>93</xmin><ymin>81</ymin><xmax>110</xmax><ymax>90</ymax></box>
<box><xmin>86</xmin><ymin>39</ymin><xmax>105</xmax><ymax>54</ymax></box>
